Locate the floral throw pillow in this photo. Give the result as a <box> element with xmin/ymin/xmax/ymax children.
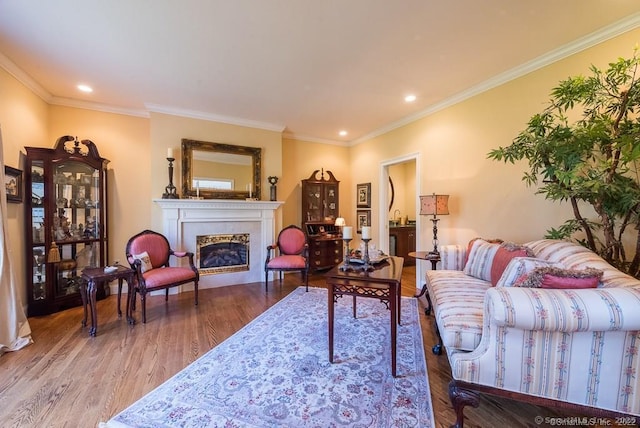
<box><xmin>495</xmin><ymin>257</ymin><xmax>559</xmax><ymax>287</ymax></box>
<box><xmin>515</xmin><ymin>266</ymin><xmax>603</xmax><ymax>289</ymax></box>
<box><xmin>133</xmin><ymin>251</ymin><xmax>153</xmax><ymax>273</ymax></box>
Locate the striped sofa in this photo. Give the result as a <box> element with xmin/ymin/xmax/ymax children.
<box><xmin>425</xmin><ymin>239</ymin><xmax>640</xmax><ymax>427</ymax></box>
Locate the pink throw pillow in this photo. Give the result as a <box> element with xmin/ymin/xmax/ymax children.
<box><xmin>540</xmin><ymin>274</ymin><xmax>600</xmax><ymax>289</ymax></box>
<box><xmin>490</xmin><ymin>243</ymin><xmax>534</xmax><ymax>286</ymax></box>
<box><xmin>515</xmin><ymin>266</ymin><xmax>603</xmax><ymax>289</ymax></box>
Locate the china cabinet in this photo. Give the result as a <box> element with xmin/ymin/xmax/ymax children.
<box><xmin>301</xmin><ymin>169</ymin><xmax>342</xmax><ymax>271</ymax></box>
<box><xmin>24</xmin><ymin>136</ymin><xmax>110</xmax><ymax>316</ymax></box>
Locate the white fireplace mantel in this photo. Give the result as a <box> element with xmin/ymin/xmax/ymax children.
<box><xmin>154</xmin><ymin>199</ymin><xmax>283</xmax><ymax>289</ymax></box>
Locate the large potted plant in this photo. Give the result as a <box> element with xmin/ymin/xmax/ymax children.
<box><xmin>488</xmin><ymin>49</ymin><xmax>640</xmax><ymax>278</ymax></box>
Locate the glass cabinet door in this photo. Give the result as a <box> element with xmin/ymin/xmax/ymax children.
<box><xmin>52</xmin><ymin>161</ymin><xmax>102</xmax><ymax>299</ymax></box>
<box><xmin>30</xmin><ymin>161</ymin><xmax>46</xmax><ymax>302</ymax></box>
<box><xmin>303</xmin><ymin>182</ymin><xmax>323</xmax><ymax>222</ymax></box>
<box><xmin>324</xmin><ymin>183</ymin><xmax>338</xmax><ymax>221</ymax></box>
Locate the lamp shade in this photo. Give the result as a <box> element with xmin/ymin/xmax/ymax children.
<box><xmin>420</xmin><ymin>194</ymin><xmax>450</xmax><ymax>216</ymax></box>
<box><xmin>334</xmin><ymin>217</ymin><xmax>346</xmax><ymax>227</ymax></box>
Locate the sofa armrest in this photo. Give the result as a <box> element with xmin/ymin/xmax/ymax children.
<box><xmin>487</xmin><ymin>287</ymin><xmax>640</xmax><ymax>332</ymax></box>
<box><xmin>439</xmin><ymin>244</ymin><xmax>467</xmax><ymax>271</ymax></box>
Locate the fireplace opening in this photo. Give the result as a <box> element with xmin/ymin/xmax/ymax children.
<box><xmin>196</xmin><ymin>233</ymin><xmax>249</xmax><ymax>275</ymax></box>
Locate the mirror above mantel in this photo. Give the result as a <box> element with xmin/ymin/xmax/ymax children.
<box><xmin>181</xmin><ymin>138</ymin><xmax>262</xmax><ymax>200</ymax></box>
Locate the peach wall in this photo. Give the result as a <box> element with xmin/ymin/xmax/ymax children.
<box><xmin>149</xmin><ymin>113</ymin><xmax>284</xmax><ymax>230</ymax></box>
<box><xmin>281</xmin><ymin>138</ymin><xmax>351</xmax><ymax>229</ymax></box>
<box><xmin>351</xmin><ymin>28</ymin><xmax>640</xmax><ymax>251</ymax></box>
<box><xmin>0</xmin><ymin>68</ymin><xmax>49</xmax><ymax>306</ymax></box>
<box><xmin>388</xmin><ymin>161</ymin><xmax>416</xmax><ymax>222</ymax></box>
<box><xmin>48</xmin><ymin>106</ymin><xmax>151</xmax><ymax>266</ymax></box>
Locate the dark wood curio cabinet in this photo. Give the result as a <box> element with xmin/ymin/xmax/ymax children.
<box><xmin>301</xmin><ymin>169</ymin><xmax>343</xmax><ymax>272</ymax></box>
<box><xmin>25</xmin><ymin>136</ymin><xmax>110</xmax><ymax>317</ymax></box>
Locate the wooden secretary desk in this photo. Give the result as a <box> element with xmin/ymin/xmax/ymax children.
<box><xmin>301</xmin><ymin>169</ymin><xmax>343</xmax><ymax>272</ymax></box>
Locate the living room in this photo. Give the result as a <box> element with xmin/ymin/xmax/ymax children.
<box><xmin>2</xmin><ymin>3</ymin><xmax>640</xmax><ymax>427</ymax></box>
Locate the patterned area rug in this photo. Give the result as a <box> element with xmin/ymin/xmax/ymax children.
<box><xmin>103</xmin><ymin>287</ymin><xmax>434</xmax><ymax>427</ymax></box>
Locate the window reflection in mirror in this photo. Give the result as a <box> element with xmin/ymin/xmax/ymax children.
<box><xmin>182</xmin><ymin>139</ymin><xmax>261</xmax><ymax>199</ymax></box>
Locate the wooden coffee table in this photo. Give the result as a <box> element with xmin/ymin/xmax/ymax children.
<box><xmin>325</xmin><ymin>256</ymin><xmax>404</xmax><ymax>377</ymax></box>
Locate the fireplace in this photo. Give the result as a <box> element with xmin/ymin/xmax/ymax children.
<box><xmin>197</xmin><ymin>233</ymin><xmax>249</xmax><ymax>275</ymax></box>
<box><xmin>154</xmin><ymin>199</ymin><xmax>283</xmax><ymax>289</ymax></box>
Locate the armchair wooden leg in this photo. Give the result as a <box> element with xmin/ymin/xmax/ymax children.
<box><xmin>264</xmin><ymin>271</ymin><xmax>269</xmax><ymax>292</ymax></box>
<box><xmin>194</xmin><ymin>281</ymin><xmax>198</xmax><ymax>306</ymax></box>
<box><xmin>165</xmin><ymin>288</ymin><xmax>169</xmax><ymax>301</ymax></box>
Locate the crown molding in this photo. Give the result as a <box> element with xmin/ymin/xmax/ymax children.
<box><xmin>281</xmin><ymin>130</ymin><xmax>349</xmax><ymax>146</ymax></box>
<box><xmin>50</xmin><ymin>97</ymin><xmax>150</xmax><ymax>118</ymax></box>
<box><xmin>0</xmin><ymin>51</ymin><xmax>52</xmax><ymax>102</ymax></box>
<box><xmin>352</xmin><ymin>12</ymin><xmax>640</xmax><ymax>146</ymax></box>
<box><xmin>145</xmin><ymin>103</ymin><xmax>285</xmax><ymax>133</ymax></box>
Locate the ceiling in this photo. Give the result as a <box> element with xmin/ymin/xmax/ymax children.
<box><xmin>1</xmin><ymin>1</ymin><xmax>639</xmax><ymax>144</ymax></box>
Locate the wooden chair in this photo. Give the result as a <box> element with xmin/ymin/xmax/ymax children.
<box><xmin>125</xmin><ymin>229</ymin><xmax>199</xmax><ymax>323</ymax></box>
<box><xmin>265</xmin><ymin>225</ymin><xmax>309</xmax><ymax>291</ymax></box>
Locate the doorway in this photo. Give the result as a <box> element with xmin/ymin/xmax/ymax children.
<box><xmin>379</xmin><ymin>153</ymin><xmax>421</xmax><ymax>289</ymax></box>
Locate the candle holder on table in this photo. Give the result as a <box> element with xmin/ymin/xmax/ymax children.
<box><xmin>162</xmin><ymin>157</ymin><xmax>179</xmax><ymax>199</ymax></box>
<box><xmin>358</xmin><ymin>238</ymin><xmax>374</xmax><ymax>272</ymax></box>
<box><xmin>339</xmin><ymin>237</ymin><xmax>354</xmax><ymax>271</ymax></box>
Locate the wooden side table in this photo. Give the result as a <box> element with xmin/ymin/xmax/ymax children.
<box><xmin>408</xmin><ymin>251</ymin><xmax>440</xmax><ymax>315</ymax></box>
<box><xmin>80</xmin><ymin>265</ymin><xmax>135</xmax><ymax>337</ymax></box>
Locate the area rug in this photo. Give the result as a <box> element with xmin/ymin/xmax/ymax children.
<box><xmin>103</xmin><ymin>286</ymin><xmax>434</xmax><ymax>427</ymax></box>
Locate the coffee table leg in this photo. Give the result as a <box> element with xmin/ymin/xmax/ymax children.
<box><xmin>328</xmin><ymin>283</ymin><xmax>335</xmax><ymax>363</ymax></box>
<box><xmin>397</xmin><ymin>281</ymin><xmax>402</xmax><ymax>326</ymax></box>
<box><xmin>391</xmin><ymin>286</ymin><xmax>397</xmax><ymax>377</ymax></box>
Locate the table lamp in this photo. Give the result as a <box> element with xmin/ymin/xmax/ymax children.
<box><xmin>420</xmin><ymin>193</ymin><xmax>449</xmax><ymax>256</ymax></box>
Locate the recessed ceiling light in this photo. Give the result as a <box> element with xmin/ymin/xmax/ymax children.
<box><xmin>77</xmin><ymin>84</ymin><xmax>93</xmax><ymax>93</ymax></box>
<box><xmin>404</xmin><ymin>94</ymin><xmax>417</xmax><ymax>103</ymax></box>
<box><xmin>339</xmin><ymin>130</ymin><xmax>348</xmax><ymax>137</ymax></box>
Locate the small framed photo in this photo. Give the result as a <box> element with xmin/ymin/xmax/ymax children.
<box><xmin>4</xmin><ymin>166</ymin><xmax>22</xmax><ymax>203</ymax></box>
<box><xmin>357</xmin><ymin>182</ymin><xmax>371</xmax><ymax>208</ymax></box>
<box><xmin>356</xmin><ymin>210</ymin><xmax>371</xmax><ymax>233</ymax></box>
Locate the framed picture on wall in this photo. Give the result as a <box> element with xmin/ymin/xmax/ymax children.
<box><xmin>356</xmin><ymin>210</ymin><xmax>371</xmax><ymax>233</ymax></box>
<box><xmin>4</xmin><ymin>166</ymin><xmax>22</xmax><ymax>203</ymax></box>
<box><xmin>357</xmin><ymin>182</ymin><xmax>371</xmax><ymax>208</ymax></box>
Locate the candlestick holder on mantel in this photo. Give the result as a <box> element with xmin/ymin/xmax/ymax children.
<box><xmin>162</xmin><ymin>157</ymin><xmax>179</xmax><ymax>199</ymax></box>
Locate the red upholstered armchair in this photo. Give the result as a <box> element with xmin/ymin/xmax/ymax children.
<box><xmin>126</xmin><ymin>229</ymin><xmax>199</xmax><ymax>323</ymax></box>
<box><xmin>265</xmin><ymin>225</ymin><xmax>309</xmax><ymax>291</ymax></box>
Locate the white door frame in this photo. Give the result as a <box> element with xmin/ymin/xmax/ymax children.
<box><xmin>379</xmin><ymin>152</ymin><xmax>422</xmax><ymax>290</ymax></box>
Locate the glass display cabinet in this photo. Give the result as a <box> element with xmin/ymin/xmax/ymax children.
<box><xmin>24</xmin><ymin>136</ymin><xmax>110</xmax><ymax>316</ymax></box>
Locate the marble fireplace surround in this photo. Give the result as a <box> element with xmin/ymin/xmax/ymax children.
<box><xmin>154</xmin><ymin>199</ymin><xmax>283</xmax><ymax>291</ymax></box>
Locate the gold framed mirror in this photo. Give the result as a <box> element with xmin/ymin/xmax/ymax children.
<box><xmin>181</xmin><ymin>139</ymin><xmax>261</xmax><ymax>200</ymax></box>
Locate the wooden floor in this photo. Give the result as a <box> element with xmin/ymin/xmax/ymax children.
<box><xmin>0</xmin><ymin>266</ymin><xmax>575</xmax><ymax>428</ymax></box>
